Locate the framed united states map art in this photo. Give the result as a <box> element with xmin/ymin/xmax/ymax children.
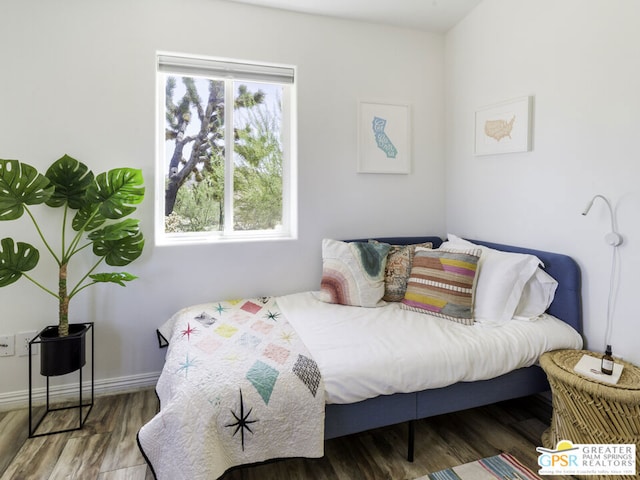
<box><xmin>358</xmin><ymin>101</ymin><xmax>410</xmax><ymax>174</ymax></box>
<box><xmin>474</xmin><ymin>96</ymin><xmax>533</xmax><ymax>156</ymax></box>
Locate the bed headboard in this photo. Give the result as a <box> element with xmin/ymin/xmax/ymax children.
<box><xmin>349</xmin><ymin>236</ymin><xmax>582</xmax><ymax>333</ymax></box>
<box><xmin>349</xmin><ymin>236</ymin><xmax>444</xmax><ymax>248</ymax></box>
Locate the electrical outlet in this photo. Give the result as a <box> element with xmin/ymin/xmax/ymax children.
<box><xmin>16</xmin><ymin>331</ymin><xmax>39</xmax><ymax>356</ymax></box>
<box><xmin>0</xmin><ymin>335</ymin><xmax>15</xmax><ymax>356</ymax></box>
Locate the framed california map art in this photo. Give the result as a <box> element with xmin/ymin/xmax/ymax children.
<box><xmin>474</xmin><ymin>96</ymin><xmax>533</xmax><ymax>156</ymax></box>
<box><xmin>358</xmin><ymin>101</ymin><xmax>410</xmax><ymax>173</ymax></box>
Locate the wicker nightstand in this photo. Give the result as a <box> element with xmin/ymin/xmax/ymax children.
<box><xmin>540</xmin><ymin>349</ymin><xmax>640</xmax><ymax>479</ymax></box>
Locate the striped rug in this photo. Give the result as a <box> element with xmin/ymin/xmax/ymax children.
<box><xmin>417</xmin><ymin>453</ymin><xmax>541</xmax><ymax>480</ymax></box>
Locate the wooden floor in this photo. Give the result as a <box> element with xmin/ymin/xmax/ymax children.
<box><xmin>0</xmin><ymin>389</ymin><xmax>575</xmax><ymax>480</ymax></box>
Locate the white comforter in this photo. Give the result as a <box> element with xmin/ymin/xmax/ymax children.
<box><xmin>277</xmin><ymin>292</ymin><xmax>583</xmax><ymax>404</ymax></box>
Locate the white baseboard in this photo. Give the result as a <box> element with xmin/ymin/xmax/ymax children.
<box><xmin>0</xmin><ymin>371</ymin><xmax>161</xmax><ymax>411</ymax></box>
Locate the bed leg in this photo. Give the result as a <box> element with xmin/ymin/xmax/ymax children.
<box><xmin>407</xmin><ymin>420</ymin><xmax>415</xmax><ymax>462</ymax></box>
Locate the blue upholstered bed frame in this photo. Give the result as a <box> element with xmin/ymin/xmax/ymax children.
<box><xmin>326</xmin><ymin>237</ymin><xmax>583</xmax><ymax>460</ymax></box>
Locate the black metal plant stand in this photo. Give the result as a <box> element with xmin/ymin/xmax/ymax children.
<box><xmin>28</xmin><ymin>322</ymin><xmax>94</xmax><ymax>437</ymax></box>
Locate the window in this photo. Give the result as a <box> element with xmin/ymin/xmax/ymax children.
<box><xmin>156</xmin><ymin>53</ymin><xmax>296</xmax><ymax>244</ymax></box>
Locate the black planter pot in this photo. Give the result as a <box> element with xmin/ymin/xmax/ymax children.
<box><xmin>39</xmin><ymin>323</ymin><xmax>89</xmax><ymax>377</ymax></box>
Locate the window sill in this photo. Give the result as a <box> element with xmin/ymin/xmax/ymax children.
<box><xmin>155</xmin><ymin>231</ymin><xmax>297</xmax><ymax>246</ymax></box>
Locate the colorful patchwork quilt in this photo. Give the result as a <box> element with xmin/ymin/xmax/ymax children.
<box><xmin>137</xmin><ymin>297</ymin><xmax>325</xmax><ymax>480</ymax></box>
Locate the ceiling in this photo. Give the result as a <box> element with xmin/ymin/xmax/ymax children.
<box><xmin>222</xmin><ymin>0</ymin><xmax>483</xmax><ymax>32</ymax></box>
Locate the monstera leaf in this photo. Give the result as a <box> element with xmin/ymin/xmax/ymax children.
<box><xmin>88</xmin><ymin>168</ymin><xmax>145</xmax><ymax>219</ymax></box>
<box><xmin>72</xmin><ymin>168</ymin><xmax>144</xmax><ymax>232</ymax></box>
<box><xmin>45</xmin><ymin>155</ymin><xmax>94</xmax><ymax>209</ymax></box>
<box><xmin>71</xmin><ymin>204</ymin><xmax>107</xmax><ymax>232</ymax></box>
<box><xmin>90</xmin><ymin>219</ymin><xmax>145</xmax><ymax>266</ymax></box>
<box><xmin>0</xmin><ymin>160</ymin><xmax>54</xmax><ymax>221</ymax></box>
<box><xmin>89</xmin><ymin>272</ymin><xmax>138</xmax><ymax>286</ymax></box>
<box><xmin>0</xmin><ymin>238</ymin><xmax>40</xmax><ymax>287</ymax></box>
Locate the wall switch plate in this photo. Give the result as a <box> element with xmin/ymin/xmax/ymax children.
<box><xmin>0</xmin><ymin>335</ymin><xmax>15</xmax><ymax>356</ymax></box>
<box><xmin>16</xmin><ymin>331</ymin><xmax>39</xmax><ymax>356</ymax></box>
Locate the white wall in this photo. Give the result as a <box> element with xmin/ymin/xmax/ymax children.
<box><xmin>0</xmin><ymin>0</ymin><xmax>445</xmax><ymax>399</ymax></box>
<box><xmin>445</xmin><ymin>0</ymin><xmax>640</xmax><ymax>365</ymax></box>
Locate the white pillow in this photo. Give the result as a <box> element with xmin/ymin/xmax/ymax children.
<box><xmin>443</xmin><ymin>234</ymin><xmax>542</xmax><ymax>324</ymax></box>
<box><xmin>513</xmin><ymin>267</ymin><xmax>558</xmax><ymax>320</ymax></box>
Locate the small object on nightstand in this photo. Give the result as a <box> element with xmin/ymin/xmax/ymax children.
<box><xmin>573</xmin><ymin>352</ymin><xmax>623</xmax><ymax>384</ymax></box>
<box><xmin>601</xmin><ymin>344</ymin><xmax>614</xmax><ymax>375</ymax></box>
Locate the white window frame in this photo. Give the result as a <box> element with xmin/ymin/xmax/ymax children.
<box><xmin>155</xmin><ymin>52</ymin><xmax>297</xmax><ymax>245</ymax></box>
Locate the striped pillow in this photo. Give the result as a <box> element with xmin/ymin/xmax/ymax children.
<box><xmin>401</xmin><ymin>247</ymin><xmax>481</xmax><ymax>325</ymax></box>
<box><xmin>318</xmin><ymin>239</ymin><xmax>391</xmax><ymax>307</ymax></box>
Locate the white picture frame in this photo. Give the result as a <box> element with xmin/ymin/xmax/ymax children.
<box><xmin>358</xmin><ymin>101</ymin><xmax>410</xmax><ymax>174</ymax></box>
<box><xmin>474</xmin><ymin>96</ymin><xmax>533</xmax><ymax>156</ymax></box>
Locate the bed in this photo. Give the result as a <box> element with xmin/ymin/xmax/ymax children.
<box><xmin>138</xmin><ymin>236</ymin><xmax>584</xmax><ymax>480</ymax></box>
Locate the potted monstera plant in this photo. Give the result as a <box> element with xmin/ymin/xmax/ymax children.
<box><xmin>0</xmin><ymin>155</ymin><xmax>144</xmax><ymax>376</ymax></box>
